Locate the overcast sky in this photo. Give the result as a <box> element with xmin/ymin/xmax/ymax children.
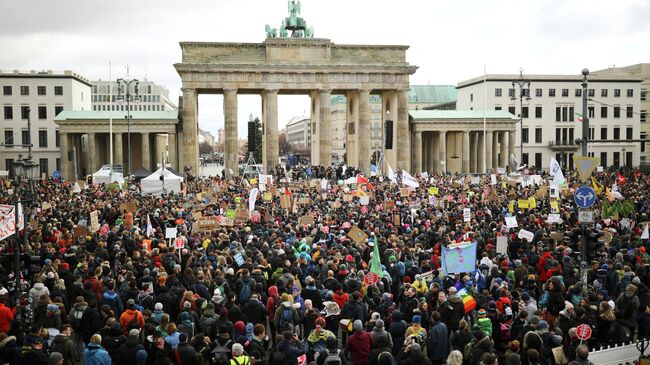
<box><xmin>1</xmin><ymin>0</ymin><xmax>648</xmax><ymax>138</ymax></box>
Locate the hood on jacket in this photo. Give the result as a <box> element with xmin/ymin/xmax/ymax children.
<box><xmin>268</xmin><ymin>286</ymin><xmax>279</xmax><ymax>298</ymax></box>
<box><xmin>103</xmin><ymin>291</ymin><xmax>119</xmax><ymax>300</ymax></box>
<box><xmin>392</xmin><ymin>310</ymin><xmax>403</xmax><ymax>322</ymax></box>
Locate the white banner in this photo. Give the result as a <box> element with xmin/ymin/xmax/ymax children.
<box><xmin>249</xmin><ymin>187</ymin><xmax>259</xmax><ymax>217</ymax></box>
<box><xmin>496</xmin><ymin>236</ymin><xmax>508</xmax><ymax>254</ymax></box>
<box><xmin>505</xmin><ymin>216</ymin><xmax>518</xmax><ymax>229</ymax></box>
<box><xmin>518</xmin><ymin>229</ymin><xmax>535</xmax><ymax>242</ymax></box>
<box><xmin>546</xmin><ymin>214</ymin><xmax>561</xmax><ymax>224</ymax></box>
<box><xmin>0</xmin><ymin>205</ymin><xmax>16</xmax><ymax>241</ymax></box>
<box><xmin>402</xmin><ymin>170</ymin><xmax>419</xmax><ymax>188</ymax></box>
<box><xmin>387</xmin><ymin>163</ymin><xmax>397</xmax><ymax>184</ymax></box>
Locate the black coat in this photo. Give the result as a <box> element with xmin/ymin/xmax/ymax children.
<box><xmin>242</xmin><ymin>299</ymin><xmax>267</xmax><ymax>325</ymax></box>
<box><xmin>118</xmin><ymin>336</ymin><xmax>145</xmax><ymax>365</ymax></box>
<box><xmin>399</xmin><ymin>349</ymin><xmax>432</xmax><ymax>365</ymax></box>
<box><xmin>176</xmin><ymin>342</ymin><xmax>200</xmax><ymax>365</ymax></box>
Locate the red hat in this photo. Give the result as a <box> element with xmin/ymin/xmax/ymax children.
<box><xmin>61</xmin><ymin>263</ymin><xmax>69</xmax><ymax>270</ymax></box>
<box><xmin>345</xmin><ymin>255</ymin><xmax>354</xmax><ymax>262</ymax></box>
<box><xmin>403</xmin><ymin>276</ymin><xmax>412</xmax><ymax>284</ymax></box>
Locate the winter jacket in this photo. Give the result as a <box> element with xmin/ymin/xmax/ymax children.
<box><xmin>82</xmin><ymin>343</ymin><xmax>112</xmax><ymax>365</ymax></box>
<box><xmin>345</xmin><ymin>331</ymin><xmax>373</xmax><ymax>365</ymax></box>
<box><xmin>476</xmin><ymin>317</ymin><xmax>492</xmax><ymax>337</ymax></box>
<box><xmin>0</xmin><ymin>335</ymin><xmax>19</xmax><ymax>365</ymax></box>
<box><xmin>467</xmin><ymin>337</ymin><xmax>494</xmax><ymax>365</ymax></box>
<box><xmin>427</xmin><ymin>321</ymin><xmax>448</xmax><ymax>361</ymax></box>
<box><xmin>117</xmin><ymin>335</ymin><xmax>145</xmax><ymax>365</ymax></box>
<box><xmin>341</xmin><ymin>300</ymin><xmax>366</xmax><ymax>323</ymax></box>
<box><xmin>274</xmin><ymin>302</ymin><xmax>300</xmax><ymax>332</ymax></box>
<box><xmin>50</xmin><ymin>334</ymin><xmax>81</xmax><ymax>365</ymax></box>
<box><xmin>102</xmin><ymin>291</ymin><xmax>123</xmax><ymax>316</ymax></box>
<box><xmin>29</xmin><ymin>283</ymin><xmax>50</xmax><ymax>309</ymax></box>
<box><xmin>119</xmin><ymin>309</ymin><xmax>145</xmax><ymax>334</ymax></box>
<box><xmin>242</xmin><ymin>298</ymin><xmax>266</xmax><ymax>325</ymax></box>
<box><xmin>388</xmin><ymin>310</ymin><xmax>407</xmax><ymax>354</ymax></box>
<box><xmin>438</xmin><ymin>297</ymin><xmax>464</xmax><ymax>331</ymax></box>
<box><xmin>370</xmin><ymin>326</ymin><xmax>393</xmax><ymax>351</ymax></box>
<box><xmin>398</xmin><ymin>348</ymin><xmax>432</xmax><ymax>365</ymax></box>
<box><xmin>0</xmin><ymin>303</ymin><xmax>14</xmax><ymax>333</ymax></box>
<box><xmin>175</xmin><ymin>342</ymin><xmax>200</xmax><ymax>365</ymax></box>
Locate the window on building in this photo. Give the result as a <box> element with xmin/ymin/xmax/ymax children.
<box><xmin>590</xmin><ymin>127</ymin><xmax>595</xmax><ymax>140</ymax></box>
<box><xmin>562</xmin><ymin>106</ymin><xmax>567</xmax><ymax>121</ymax></box>
<box><xmin>588</xmin><ymin>106</ymin><xmax>595</xmax><ymax>118</ymax></box>
<box><xmin>55</xmin><ymin>130</ymin><xmax>60</xmax><ymax>147</ymax></box>
<box><xmin>601</xmin><ymin>106</ymin><xmax>608</xmax><ymax>118</ymax></box>
<box><xmin>495</xmin><ymin>106</ymin><xmax>502</xmax><ymax>111</ymax></box>
<box><xmin>54</xmin><ymin>106</ymin><xmax>63</xmax><ymax>116</ymax></box>
<box><xmin>92</xmin><ymin>85</ymin><xmax>97</xmax><ymax>93</ymax></box>
<box><xmin>601</xmin><ymin>128</ymin><xmax>608</xmax><ymax>140</ymax></box>
<box><xmin>38</xmin><ymin>130</ymin><xmax>47</xmax><ymax>148</ymax></box>
<box><xmin>39</xmin><ymin>158</ymin><xmax>48</xmax><ymax>176</ymax></box>
<box><xmin>535</xmin><ymin>106</ymin><xmax>542</xmax><ymax>118</ymax></box>
<box><xmin>3</xmin><ymin>106</ymin><xmax>12</xmax><ymax>120</ymax></box>
<box><xmin>523</xmin><ymin>89</ymin><xmax>530</xmax><ymax>98</ymax></box>
<box><xmin>600</xmin><ymin>152</ymin><xmax>608</xmax><ymax>167</ymax></box>
<box><xmin>642</xmin><ymin>110</ymin><xmax>647</xmax><ymax>123</ymax></box>
<box><xmin>556</xmin><ymin>106</ymin><xmax>561</xmax><ymax>122</ymax></box>
<box><xmin>549</xmin><ymin>89</ymin><xmax>556</xmax><ymax>97</ymax></box>
<box><xmin>614</xmin><ymin>106</ymin><xmax>621</xmax><ymax>118</ymax></box>
<box><xmin>613</xmin><ymin>152</ymin><xmax>621</xmax><ymax>168</ymax></box>
<box><xmin>569</xmin><ymin>128</ymin><xmax>574</xmax><ymax>143</ymax></box>
<box><xmin>494</xmin><ymin>88</ymin><xmax>502</xmax><ymax>97</ymax></box>
<box><xmin>562</xmin><ymin>89</ymin><xmax>569</xmax><ymax>97</ymax></box>
<box><xmin>627</xmin><ymin>106</ymin><xmax>633</xmax><ymax>118</ymax></box>
<box><xmin>38</xmin><ymin>106</ymin><xmax>46</xmax><ymax>119</ymax></box>
<box><xmin>626</xmin><ymin>151</ymin><xmax>633</xmax><ymax>167</ymax></box>
<box><xmin>535</xmin><ymin>88</ymin><xmax>542</xmax><ymax>97</ymax></box>
<box><xmin>642</xmin><ymin>90</ymin><xmax>647</xmax><ymax>101</ymax></box>
<box><xmin>2</xmin><ymin>86</ymin><xmax>11</xmax><ymax>95</ymax></box>
<box><xmin>508</xmin><ymin>88</ymin><xmax>515</xmax><ymax>98</ymax></box>
<box><xmin>642</xmin><ymin>132</ymin><xmax>647</xmax><ymax>153</ymax></box>
<box><xmin>522</xmin><ymin>106</ymin><xmax>529</xmax><ymax>118</ymax></box>
<box><xmin>601</xmin><ymin>89</ymin><xmax>608</xmax><ymax>97</ymax></box>
<box><xmin>535</xmin><ymin>128</ymin><xmax>542</xmax><ymax>143</ymax></box>
<box><xmin>508</xmin><ymin>106</ymin><xmax>516</xmax><ymax>115</ymax></box>
<box><xmin>522</xmin><ymin>128</ymin><xmax>529</xmax><ymax>143</ymax></box>
<box><xmin>575</xmin><ymin>89</ymin><xmax>582</xmax><ymax>97</ymax></box>
<box><xmin>54</xmin><ymin>86</ymin><xmax>63</xmax><ymax>95</ymax></box>
<box><xmin>614</xmin><ymin>127</ymin><xmax>620</xmax><ymax>140</ymax></box>
<box><xmin>522</xmin><ymin>153</ymin><xmax>529</xmax><ymax>166</ymax></box>
<box><xmin>21</xmin><ymin>130</ymin><xmax>29</xmax><ymax>145</ymax></box>
<box><xmin>147</xmin><ymin>85</ymin><xmax>152</xmax><ymax>94</ymax></box>
<box><xmin>4</xmin><ymin>130</ymin><xmax>13</xmax><ymax>147</ymax></box>
<box><xmin>37</xmin><ymin>86</ymin><xmax>46</xmax><ymax>95</ymax></box>
<box><xmin>56</xmin><ymin>158</ymin><xmax>60</xmax><ymax>172</ymax></box>
<box><xmin>627</xmin><ymin>89</ymin><xmax>634</xmax><ymax>97</ymax></box>
<box><xmin>614</xmin><ymin>89</ymin><xmax>621</xmax><ymax>97</ymax></box>
<box><xmin>569</xmin><ymin>106</ymin><xmax>574</xmax><ymax>121</ymax></box>
<box><xmin>556</xmin><ymin>128</ymin><xmax>561</xmax><ymax>142</ymax></box>
<box><xmin>588</xmin><ymin>89</ymin><xmax>595</xmax><ymax>97</ymax></box>
<box><xmin>535</xmin><ymin>153</ymin><xmax>542</xmax><ymax>168</ymax></box>
<box><xmin>21</xmin><ymin>106</ymin><xmax>29</xmax><ymax>119</ymax></box>
<box><xmin>20</xmin><ymin>86</ymin><xmax>29</xmax><ymax>95</ymax></box>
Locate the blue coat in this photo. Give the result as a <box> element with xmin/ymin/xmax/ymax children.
<box><xmin>427</xmin><ymin>321</ymin><xmax>449</xmax><ymax>361</ymax></box>
<box><xmin>83</xmin><ymin>343</ymin><xmax>112</xmax><ymax>365</ymax></box>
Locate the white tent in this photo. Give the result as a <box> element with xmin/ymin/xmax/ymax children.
<box><xmin>141</xmin><ymin>167</ymin><xmax>183</xmax><ymax>195</ymax></box>
<box><xmin>92</xmin><ymin>166</ymin><xmax>125</xmax><ymax>185</ymax></box>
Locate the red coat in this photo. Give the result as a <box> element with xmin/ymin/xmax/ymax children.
<box><xmin>0</xmin><ymin>303</ymin><xmax>13</xmax><ymax>333</ymax></box>
<box><xmin>345</xmin><ymin>331</ymin><xmax>373</xmax><ymax>365</ymax></box>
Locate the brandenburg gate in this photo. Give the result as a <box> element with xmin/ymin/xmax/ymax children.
<box><xmin>174</xmin><ymin>38</ymin><xmax>417</xmax><ymax>175</ymax></box>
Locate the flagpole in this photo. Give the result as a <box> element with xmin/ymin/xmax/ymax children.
<box><xmin>109</xmin><ymin>61</ymin><xmax>113</xmax><ymax>179</ymax></box>
<box><xmin>483</xmin><ymin>65</ymin><xmax>487</xmax><ymax>173</ymax></box>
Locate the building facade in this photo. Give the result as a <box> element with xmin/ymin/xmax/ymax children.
<box><xmin>457</xmin><ymin>73</ymin><xmax>642</xmax><ymax>170</ymax></box>
<box><xmin>591</xmin><ymin>64</ymin><xmax>649</xmax><ymax>166</ymax></box>
<box><xmin>286</xmin><ymin>115</ymin><xmax>310</xmax><ymax>148</ymax></box>
<box><xmin>91</xmin><ymin>79</ymin><xmax>177</xmax><ymax>112</ymax></box>
<box><xmin>0</xmin><ymin>70</ymin><xmax>91</xmax><ymax>177</ymax></box>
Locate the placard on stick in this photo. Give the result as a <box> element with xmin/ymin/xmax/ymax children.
<box><xmin>347</xmin><ymin>226</ymin><xmax>368</xmax><ymax>244</ymax></box>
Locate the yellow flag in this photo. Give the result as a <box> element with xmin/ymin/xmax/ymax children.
<box><xmin>591</xmin><ymin>177</ymin><xmax>603</xmax><ymax>195</ymax></box>
<box><xmin>528</xmin><ymin>196</ymin><xmax>537</xmax><ymax>209</ymax></box>
<box><xmin>606</xmin><ymin>187</ymin><xmax>614</xmax><ymax>202</ymax></box>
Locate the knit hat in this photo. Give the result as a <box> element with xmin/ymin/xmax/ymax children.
<box><xmin>183</xmin><ymin>301</ymin><xmax>191</xmax><ymax>309</ymax></box>
<box><xmin>478</xmin><ymin>309</ymin><xmax>487</xmax><ymax>317</ymax></box>
<box><xmin>129</xmin><ymin>328</ymin><xmax>140</xmax><ymax>337</ymax></box>
<box><xmin>127</xmin><ymin>298</ymin><xmax>136</xmax><ymax>309</ymax></box>
<box><xmin>353</xmin><ymin>319</ymin><xmax>363</xmax><ymax>332</ymax></box>
<box><xmin>234</xmin><ymin>321</ymin><xmax>246</xmax><ymax>333</ymax></box>
<box><xmin>281</xmin><ymin>293</ymin><xmax>289</xmax><ymax>302</ymax></box>
<box><xmin>179</xmin><ymin>333</ymin><xmax>188</xmax><ymax>343</ymax></box>
<box><xmin>136</xmin><ymin>349</ymin><xmax>148</xmax><ymax>364</ymax></box>
<box><xmin>375</xmin><ymin>319</ymin><xmax>385</xmax><ymax>329</ymax></box>
<box><xmin>538</xmin><ymin>320</ymin><xmax>549</xmax><ymax>330</ymax></box>
<box><xmin>412</xmin><ymin>315</ymin><xmax>422</xmax><ymax>324</ymax></box>
<box><xmin>371</xmin><ymin>312</ymin><xmax>381</xmax><ymax>321</ymax></box>
<box><xmin>48</xmin><ymin>352</ymin><xmax>63</xmax><ymax>365</ymax></box>
<box><xmin>529</xmin><ymin>315</ymin><xmax>540</xmax><ymax>326</ymax></box>
<box><xmin>521</xmin><ymin>292</ymin><xmax>530</xmax><ymax>301</ymax></box>
<box><xmin>154</xmin><ymin>302</ymin><xmax>163</xmax><ymax>311</ymax></box>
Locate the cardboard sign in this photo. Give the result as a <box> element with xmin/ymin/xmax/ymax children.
<box><xmin>517</xmin><ymin>199</ymin><xmax>529</xmax><ymax>209</ymax></box>
<box><xmin>505</xmin><ymin>216</ymin><xmax>518</xmax><ymax>228</ymax></box>
<box><xmin>298</xmin><ymin>197</ymin><xmax>312</xmax><ymax>205</ymax></box>
<box><xmin>536</xmin><ymin>185</ymin><xmax>548</xmax><ymax>199</ymax></box>
<box><xmin>518</xmin><ymin>229</ymin><xmax>535</xmax><ymax>242</ymax></box>
<box><xmin>280</xmin><ymin>195</ymin><xmax>292</xmax><ymax>209</ymax></box>
<box><xmin>550</xmin><ymin>231</ymin><xmax>564</xmax><ymax>243</ymax></box>
<box><xmin>197</xmin><ymin>216</ymin><xmax>219</xmax><ymax>231</ymax></box>
<box><xmin>463</xmin><ymin>208</ymin><xmax>471</xmax><ymax>223</ymax></box>
<box><xmin>41</xmin><ymin>202</ymin><xmax>52</xmax><ymax>210</ymax></box>
<box><xmin>400</xmin><ymin>188</ymin><xmax>411</xmax><ymax>197</ymax></box>
<box><xmin>220</xmin><ymin>216</ymin><xmax>234</xmax><ymax>227</ymax></box>
<box><xmin>235</xmin><ymin>209</ymin><xmax>248</xmax><ymax>221</ymax></box>
<box><xmin>343</xmin><ymin>194</ymin><xmax>353</xmax><ymax>202</ymax></box>
<box><xmin>550</xmin><ymin>201</ymin><xmax>560</xmax><ymax>213</ymax></box>
<box><xmin>360</xmin><ymin>196</ymin><xmax>370</xmax><ymax>206</ymax></box>
<box><xmin>547</xmin><ymin>214</ymin><xmax>561</xmax><ymax>224</ymax></box>
<box><xmin>348</xmin><ymin>226</ymin><xmax>368</xmax><ymax>244</ymax></box>
<box><xmin>496</xmin><ymin>236</ymin><xmax>508</xmax><ymax>254</ymax></box>
<box><xmin>174</xmin><ymin>237</ymin><xmax>185</xmax><ymax>249</ymax></box>
<box><xmin>528</xmin><ymin>196</ymin><xmax>537</xmax><ymax>209</ymax></box>
<box><xmin>90</xmin><ymin>210</ymin><xmax>100</xmax><ymax>232</ymax></box>
<box><xmin>299</xmin><ymin>215</ymin><xmax>314</xmax><ymax>226</ymax></box>
<box><xmin>142</xmin><ymin>239</ymin><xmax>152</xmax><ymax>253</ymax></box>
<box><xmin>263</xmin><ymin>192</ymin><xmax>273</xmax><ymax>203</ymax></box>
<box><xmin>120</xmin><ymin>201</ymin><xmax>137</xmax><ymax>213</ymax></box>
<box><xmin>490</xmin><ymin>174</ymin><xmax>497</xmax><ymax>185</ymax></box>
<box><xmin>165</xmin><ymin>227</ymin><xmax>178</xmax><ymax>239</ymax></box>
<box><xmin>73</xmin><ymin>226</ymin><xmax>89</xmax><ymax>239</ymax></box>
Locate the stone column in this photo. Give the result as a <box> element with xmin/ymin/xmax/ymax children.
<box><xmin>439</xmin><ymin>131</ymin><xmax>447</xmax><ymax>173</ymax></box>
<box><xmin>358</xmin><ymin>89</ymin><xmax>371</xmax><ymax>174</ymax></box>
<box><xmin>223</xmin><ymin>88</ymin><xmax>238</xmax><ymax>177</ymax></box>
<box><xmin>423</xmin><ymin>133</ymin><xmax>430</xmax><ymax>174</ymax></box>
<box><xmin>499</xmin><ymin>131</ymin><xmax>508</xmax><ymax>168</ymax></box>
<box><xmin>414</xmin><ymin>131</ymin><xmax>423</xmax><ymax>174</ymax></box>
<box><xmin>85</xmin><ymin>133</ymin><xmax>96</xmax><ymax>174</ymax></box>
<box><xmin>141</xmin><ymin>132</ymin><xmax>150</xmax><ymax>171</ymax></box>
<box><xmin>485</xmin><ymin>131</ymin><xmax>493</xmax><ymax>172</ymax></box>
<box><xmin>168</xmin><ymin>133</ymin><xmax>178</xmax><ymax>170</ymax></box>
<box><xmin>310</xmin><ymin>91</ymin><xmax>320</xmax><ymax>165</ymax></box>
<box><xmin>478</xmin><ymin>131</ymin><xmax>485</xmax><ymax>173</ymax></box>
<box><xmin>181</xmin><ymin>88</ymin><xmax>199</xmax><ymax>175</ymax></box>
<box><xmin>508</xmin><ymin>130</ymin><xmax>516</xmax><ymax>168</ymax></box>
<box><xmin>263</xmin><ymin>89</ymin><xmax>279</xmax><ymax>173</ymax></box>
<box><xmin>492</xmin><ymin>132</ymin><xmax>499</xmax><ymax>170</ymax></box>
<box><xmin>346</xmin><ymin>91</ymin><xmax>359</xmax><ymax>168</ymax></box>
<box><xmin>319</xmin><ymin>89</ymin><xmax>332</xmax><ymax>167</ymax></box>
<box><xmin>470</xmin><ymin>132</ymin><xmax>477</xmax><ymax>173</ymax></box>
<box><xmin>462</xmin><ymin>131</ymin><xmax>470</xmax><ymax>173</ymax></box>
<box><xmin>114</xmin><ymin>133</ymin><xmax>123</xmax><ymax>170</ymax></box>
<box><xmin>396</xmin><ymin>90</ymin><xmax>410</xmax><ymax>171</ymax></box>
<box><xmin>432</xmin><ymin>132</ymin><xmax>439</xmax><ymax>174</ymax></box>
<box><xmin>59</xmin><ymin>132</ymin><xmax>72</xmax><ymax>180</ymax></box>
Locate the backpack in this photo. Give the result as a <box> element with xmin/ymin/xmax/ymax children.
<box><xmin>500</xmin><ymin>322</ymin><xmax>512</xmax><ymax>342</ymax></box>
<box><xmin>279</xmin><ymin>307</ymin><xmax>293</xmax><ymax>331</ymax></box>
<box><xmin>239</xmin><ymin>281</ymin><xmax>252</xmax><ymax>304</ymax></box>
<box><xmin>463</xmin><ymin>341</ymin><xmax>474</xmax><ymax>360</ymax></box>
<box><xmin>127</xmin><ymin>313</ymin><xmax>140</xmax><ymax>331</ymax></box>
<box><xmin>412</xmin><ymin>330</ymin><xmax>426</xmax><ymax>348</ymax></box>
<box><xmin>70</xmin><ymin>308</ymin><xmax>84</xmax><ymax>331</ymax></box>
<box><xmin>322</xmin><ymin>349</ymin><xmax>342</xmax><ymax>365</ymax></box>
<box><xmin>211</xmin><ymin>339</ymin><xmax>233</xmax><ymax>365</ymax></box>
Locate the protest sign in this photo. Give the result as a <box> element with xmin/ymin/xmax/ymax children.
<box><xmin>165</xmin><ymin>227</ymin><xmax>178</xmax><ymax>239</ymax></box>
<box><xmin>196</xmin><ymin>216</ymin><xmax>219</xmax><ymax>231</ymax></box>
<box><xmin>547</xmin><ymin>214</ymin><xmax>561</xmax><ymax>224</ymax></box>
<box><xmin>90</xmin><ymin>210</ymin><xmax>100</xmax><ymax>232</ymax></box>
<box><xmin>348</xmin><ymin>226</ymin><xmax>368</xmax><ymax>244</ymax></box>
<box><xmin>441</xmin><ymin>242</ymin><xmax>477</xmax><ymax>275</ymax></box>
<box><xmin>496</xmin><ymin>236</ymin><xmax>508</xmax><ymax>255</ymax></box>
<box><xmin>505</xmin><ymin>216</ymin><xmax>518</xmax><ymax>228</ymax></box>
<box><xmin>518</xmin><ymin>229</ymin><xmax>535</xmax><ymax>242</ymax></box>
<box><xmin>0</xmin><ymin>205</ymin><xmax>16</xmax><ymax>241</ymax></box>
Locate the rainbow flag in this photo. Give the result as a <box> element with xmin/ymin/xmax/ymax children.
<box><xmin>457</xmin><ymin>288</ymin><xmax>477</xmax><ymax>314</ymax></box>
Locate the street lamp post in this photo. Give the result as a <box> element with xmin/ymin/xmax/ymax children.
<box><xmin>116</xmin><ymin>78</ymin><xmax>140</xmax><ymax>176</ymax></box>
<box><xmin>581</xmin><ymin>68</ymin><xmax>590</xmax><ymax>156</ymax></box>
<box><xmin>511</xmin><ymin>70</ymin><xmax>531</xmax><ymax>164</ymax></box>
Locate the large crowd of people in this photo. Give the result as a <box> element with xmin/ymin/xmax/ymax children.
<box><xmin>0</xmin><ymin>164</ymin><xmax>648</xmax><ymax>365</ymax></box>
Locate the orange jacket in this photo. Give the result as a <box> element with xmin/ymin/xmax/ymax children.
<box><xmin>119</xmin><ymin>309</ymin><xmax>144</xmax><ymax>334</ymax></box>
